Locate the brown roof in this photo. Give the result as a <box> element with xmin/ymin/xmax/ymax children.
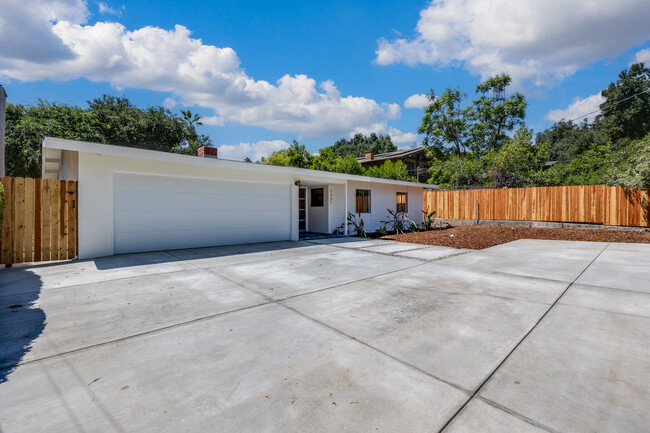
<box><xmin>357</xmin><ymin>146</ymin><xmax>425</xmax><ymax>163</ymax></box>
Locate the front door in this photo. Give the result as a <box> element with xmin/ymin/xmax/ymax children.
<box><xmin>298</xmin><ymin>187</ymin><xmax>307</xmax><ymax>233</ymax></box>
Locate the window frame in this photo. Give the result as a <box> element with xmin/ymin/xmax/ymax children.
<box><xmin>355</xmin><ymin>189</ymin><xmax>371</xmax><ymax>213</ymax></box>
<box><xmin>310</xmin><ymin>188</ymin><xmax>324</xmax><ymax>207</ymax></box>
<box><xmin>396</xmin><ymin>192</ymin><xmax>408</xmax><ymax>213</ymax></box>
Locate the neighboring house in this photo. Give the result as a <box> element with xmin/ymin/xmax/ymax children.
<box><xmin>357</xmin><ymin>146</ymin><xmax>430</xmax><ymax>182</ymax></box>
<box><xmin>42</xmin><ymin>137</ymin><xmax>434</xmax><ymax>259</ymax></box>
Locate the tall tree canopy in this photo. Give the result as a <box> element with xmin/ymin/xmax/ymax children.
<box><xmin>330</xmin><ymin>133</ymin><xmax>397</xmax><ymax>158</ymax></box>
<box><xmin>418</xmin><ymin>88</ymin><xmax>469</xmax><ymax>156</ymax></box>
<box><xmin>469</xmin><ymin>74</ymin><xmax>526</xmax><ymax>152</ymax></box>
<box><xmin>419</xmin><ymin>74</ymin><xmax>526</xmax><ymax>157</ymax></box>
<box><xmin>597</xmin><ymin>63</ymin><xmax>650</xmax><ymax>144</ymax></box>
<box><xmin>5</xmin><ymin>95</ymin><xmax>212</xmax><ymax>177</ymax></box>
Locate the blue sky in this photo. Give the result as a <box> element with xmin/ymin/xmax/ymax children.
<box><xmin>1</xmin><ymin>0</ymin><xmax>649</xmax><ymax>160</ymax></box>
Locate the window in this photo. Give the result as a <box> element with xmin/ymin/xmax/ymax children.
<box><xmin>310</xmin><ymin>188</ymin><xmax>324</xmax><ymax>207</ymax></box>
<box><xmin>406</xmin><ymin>162</ymin><xmax>415</xmax><ymax>174</ymax></box>
<box><xmin>396</xmin><ymin>192</ymin><xmax>407</xmax><ymax>213</ymax></box>
<box><xmin>356</xmin><ymin>189</ymin><xmax>371</xmax><ymax>213</ymax></box>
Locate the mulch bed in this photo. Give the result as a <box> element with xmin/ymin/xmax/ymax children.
<box><xmin>381</xmin><ymin>225</ymin><xmax>650</xmax><ymax>250</ymax></box>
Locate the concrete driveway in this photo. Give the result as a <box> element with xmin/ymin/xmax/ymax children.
<box><xmin>0</xmin><ymin>238</ymin><xmax>648</xmax><ymax>432</ymax></box>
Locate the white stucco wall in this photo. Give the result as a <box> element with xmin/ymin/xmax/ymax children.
<box><xmin>346</xmin><ymin>181</ymin><xmax>424</xmax><ymax>233</ymax></box>
<box><xmin>328</xmin><ymin>184</ymin><xmax>346</xmax><ymax>233</ymax></box>
<box><xmin>77</xmin><ymin>152</ymin><xmax>300</xmax><ymax>259</ymax></box>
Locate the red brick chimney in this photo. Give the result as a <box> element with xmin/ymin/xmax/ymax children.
<box><xmin>198</xmin><ymin>146</ymin><xmax>218</xmax><ymax>159</ymax></box>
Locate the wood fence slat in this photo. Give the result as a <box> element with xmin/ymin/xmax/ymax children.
<box><xmin>1</xmin><ymin>177</ymin><xmax>13</xmax><ymax>264</ymax></box>
<box><xmin>13</xmin><ymin>178</ymin><xmax>25</xmax><ymax>264</ymax></box>
<box><xmin>51</xmin><ymin>180</ymin><xmax>60</xmax><ymax>261</ymax></box>
<box><xmin>24</xmin><ymin>178</ymin><xmax>35</xmax><ymax>262</ymax></box>
<box><xmin>59</xmin><ymin>182</ymin><xmax>66</xmax><ymax>260</ymax></box>
<box><xmin>66</xmin><ymin>181</ymin><xmax>74</xmax><ymax>259</ymax></box>
<box><xmin>42</xmin><ymin>179</ymin><xmax>51</xmax><ymax>261</ymax></box>
<box><xmin>34</xmin><ymin>178</ymin><xmax>42</xmax><ymax>261</ymax></box>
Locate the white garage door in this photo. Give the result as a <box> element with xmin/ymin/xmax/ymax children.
<box><xmin>113</xmin><ymin>173</ymin><xmax>292</xmax><ymax>254</ymax></box>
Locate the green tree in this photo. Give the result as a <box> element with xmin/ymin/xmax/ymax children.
<box><xmin>365</xmin><ymin>160</ymin><xmax>414</xmax><ymax>181</ymax></box>
<box><xmin>330</xmin><ymin>133</ymin><xmax>397</xmax><ymax>158</ymax></box>
<box><xmin>88</xmin><ymin>95</ymin><xmax>185</xmax><ymax>152</ymax></box>
<box><xmin>535</xmin><ymin>120</ymin><xmax>608</xmax><ymax>161</ymax></box>
<box><xmin>336</xmin><ymin>155</ymin><xmax>365</xmax><ymax>175</ymax></box>
<box><xmin>5</xmin><ymin>101</ymin><xmax>102</xmax><ymax>177</ymax></box>
<box><xmin>485</xmin><ymin>126</ymin><xmax>547</xmax><ymax>187</ymax></box>
<box><xmin>261</xmin><ymin>140</ymin><xmax>314</xmax><ymax>169</ymax></box>
<box><xmin>311</xmin><ymin>146</ymin><xmax>340</xmax><ymax>172</ymax></box>
<box><xmin>176</xmin><ymin>109</ymin><xmax>213</xmax><ymax>155</ymax></box>
<box><xmin>597</xmin><ymin>63</ymin><xmax>650</xmax><ymax>144</ymax></box>
<box><xmin>419</xmin><ymin>74</ymin><xmax>526</xmax><ymax>157</ymax></box>
<box><xmin>534</xmin><ymin>143</ymin><xmax>612</xmax><ymax>186</ymax></box>
<box><xmin>607</xmin><ymin>133</ymin><xmax>650</xmax><ymax>189</ymax></box>
<box><xmin>469</xmin><ymin>74</ymin><xmax>526</xmax><ymax>152</ymax></box>
<box><xmin>418</xmin><ymin>88</ymin><xmax>469</xmax><ymax>156</ymax></box>
<box><xmin>427</xmin><ymin>154</ymin><xmax>485</xmax><ymax>189</ymax></box>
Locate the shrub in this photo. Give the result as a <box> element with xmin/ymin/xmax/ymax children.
<box><xmin>347</xmin><ymin>213</ymin><xmax>366</xmax><ymax>237</ymax></box>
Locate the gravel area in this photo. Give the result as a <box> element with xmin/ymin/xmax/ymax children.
<box><xmin>382</xmin><ymin>225</ymin><xmax>650</xmax><ymax>250</ymax></box>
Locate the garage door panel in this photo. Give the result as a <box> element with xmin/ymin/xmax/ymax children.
<box><xmin>113</xmin><ymin>173</ymin><xmax>292</xmax><ymax>254</ymax></box>
<box><xmin>114</xmin><ymin>188</ymin><xmax>289</xmax><ymax>213</ymax></box>
<box><xmin>114</xmin><ymin>210</ymin><xmax>291</xmax><ymax>234</ymax></box>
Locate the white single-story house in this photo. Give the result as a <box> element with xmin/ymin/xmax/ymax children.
<box><xmin>42</xmin><ymin>137</ymin><xmax>434</xmax><ymax>259</ymax></box>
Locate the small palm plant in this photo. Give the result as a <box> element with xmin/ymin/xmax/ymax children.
<box><xmin>381</xmin><ymin>209</ymin><xmax>410</xmax><ymax>234</ymax></box>
<box><xmin>347</xmin><ymin>213</ymin><xmax>366</xmax><ymax>237</ymax></box>
<box><xmin>421</xmin><ymin>207</ymin><xmax>437</xmax><ymax>230</ymax></box>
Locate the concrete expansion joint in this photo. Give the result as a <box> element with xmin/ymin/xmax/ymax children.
<box><xmin>2</xmin><ymin>300</ymin><xmax>271</xmax><ymax>371</ymax></box>
<box><xmin>436</xmin><ymin>242</ymin><xmax>612</xmax><ymax>433</ymax></box>
<box><xmin>278</xmin><ymin>301</ymin><xmax>472</xmax><ymax>396</ymax></box>
<box><xmin>304</xmin><ymin>239</ymin><xmax>472</xmax><ymax>263</ymax></box>
<box><xmin>0</xmin><ymin>244</ymin><xmax>328</xmax><ymax>300</ymax></box>
<box><xmin>473</xmin><ymin>395</ymin><xmax>562</xmax><ymax>433</ymax></box>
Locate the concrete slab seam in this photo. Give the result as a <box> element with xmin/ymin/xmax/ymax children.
<box><xmin>402</xmin><ymin>286</ymin><xmax>556</xmax><ymax>308</ymax></box>
<box><xmin>1</xmin><ymin>300</ymin><xmax>272</xmax><ymax>371</ymax></box>
<box><xmin>278</xmin><ymin>302</ymin><xmax>472</xmax><ymax>396</ymax></box>
<box><xmin>555</xmin><ymin>302</ymin><xmax>650</xmax><ymax>319</ymax></box>
<box><xmin>437</xmin><ymin>242</ymin><xmax>612</xmax><ymax>433</ymax></box>
<box><xmin>205</xmin><ymin>260</ymin><xmax>427</xmax><ymax>304</ymax></box>
<box><xmin>473</xmin><ymin>395</ymin><xmax>562</xmax><ymax>433</ymax></box>
<box><xmin>0</xmin><ymin>245</ymin><xmax>332</xmax><ymax>300</ymax></box>
<box><xmin>304</xmin><ymin>239</ymin><xmax>472</xmax><ymax>263</ymax></box>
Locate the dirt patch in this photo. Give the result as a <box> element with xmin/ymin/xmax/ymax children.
<box><xmin>382</xmin><ymin>225</ymin><xmax>650</xmax><ymax>250</ymax></box>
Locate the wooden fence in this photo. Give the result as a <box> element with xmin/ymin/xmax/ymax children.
<box><xmin>423</xmin><ymin>185</ymin><xmax>650</xmax><ymax>227</ymax></box>
<box><xmin>1</xmin><ymin>177</ymin><xmax>78</xmax><ymax>264</ymax></box>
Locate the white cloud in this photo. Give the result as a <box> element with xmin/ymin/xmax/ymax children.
<box><xmin>162</xmin><ymin>97</ymin><xmax>177</xmax><ymax>109</ymax></box>
<box><xmin>545</xmin><ymin>93</ymin><xmax>605</xmax><ymax>123</ymax></box>
<box><xmin>404</xmin><ymin>93</ymin><xmax>430</xmax><ymax>109</ymax></box>
<box><xmin>0</xmin><ymin>0</ymin><xmax>87</xmax><ymax>62</ymax></box>
<box><xmin>201</xmin><ymin>115</ymin><xmax>226</xmax><ymax>127</ymax></box>
<box><xmin>388</xmin><ymin>127</ymin><xmax>419</xmax><ymax>144</ymax></box>
<box><xmin>633</xmin><ymin>48</ymin><xmax>650</xmax><ymax>64</ymax></box>
<box><xmin>376</xmin><ymin>0</ymin><xmax>650</xmax><ymax>87</ymax></box>
<box><xmin>98</xmin><ymin>2</ymin><xmax>123</xmax><ymax>16</ymax></box>
<box><xmin>0</xmin><ymin>0</ymin><xmax>400</xmax><ymax>139</ymax></box>
<box><xmin>217</xmin><ymin>140</ymin><xmax>289</xmax><ymax>162</ymax></box>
